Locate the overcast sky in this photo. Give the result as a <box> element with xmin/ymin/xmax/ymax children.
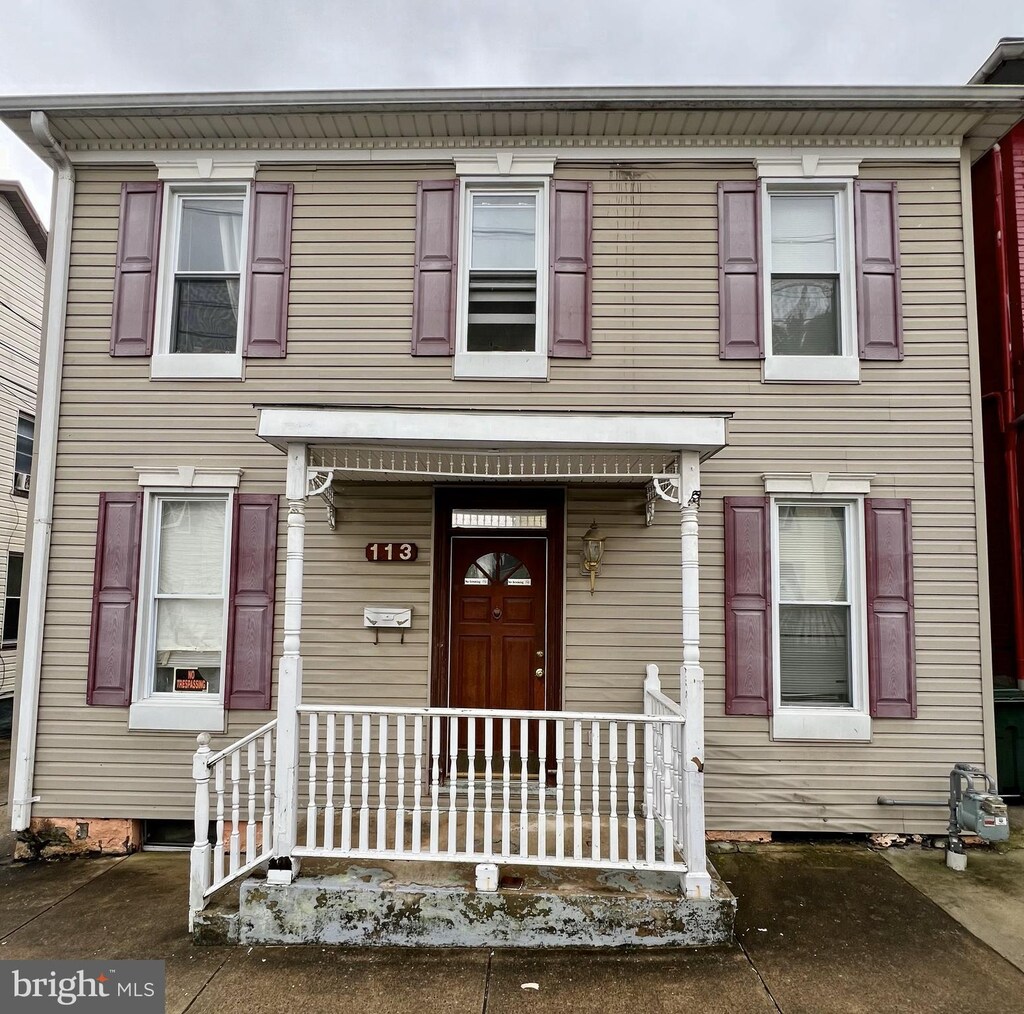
<box><xmin>0</xmin><ymin>0</ymin><xmax>1022</xmax><ymax>222</ymax></box>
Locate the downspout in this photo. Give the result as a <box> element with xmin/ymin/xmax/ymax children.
<box><xmin>991</xmin><ymin>144</ymin><xmax>1024</xmax><ymax>687</ymax></box>
<box><xmin>9</xmin><ymin>112</ymin><xmax>74</xmax><ymax>831</ymax></box>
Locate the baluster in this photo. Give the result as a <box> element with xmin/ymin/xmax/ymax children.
<box><xmin>674</xmin><ymin>723</ymin><xmax>684</xmax><ymax>855</ymax></box>
<box><xmin>358</xmin><ymin>714</ymin><xmax>371</xmax><ymax>851</ymax></box>
<box><xmin>341</xmin><ymin>715</ymin><xmax>354</xmax><ymax>851</ymax></box>
<box><xmin>555</xmin><ymin>720</ymin><xmax>565</xmax><ymax>860</ymax></box>
<box><xmin>501</xmin><ymin>717</ymin><xmax>511</xmax><ymax>857</ymax></box>
<box><xmin>412</xmin><ymin>716</ymin><xmax>423</xmax><ymax>854</ymax></box>
<box><xmin>262</xmin><ymin>731</ymin><xmax>273</xmax><ymax>857</ymax></box>
<box><xmin>376</xmin><ymin>716</ymin><xmax>389</xmax><ymax>851</ymax></box>
<box><xmin>213</xmin><ymin>760</ymin><xmax>225</xmax><ymax>885</ymax></box>
<box><xmin>230</xmin><ymin>750</ymin><xmax>241</xmax><ymax>874</ymax></box>
<box><xmin>608</xmin><ymin>721</ymin><xmax>619</xmax><ymax>863</ymax></box>
<box><xmin>572</xmin><ymin>721</ymin><xmax>583</xmax><ymax>860</ymax></box>
<box><xmin>519</xmin><ymin>717</ymin><xmax>529</xmax><ymax>858</ymax></box>
<box><xmin>447</xmin><ymin>716</ymin><xmax>459</xmax><ymax>854</ymax></box>
<box><xmin>395</xmin><ymin>715</ymin><xmax>406</xmax><ymax>853</ymax></box>
<box><xmin>537</xmin><ymin>719</ymin><xmax>547</xmax><ymax>859</ymax></box>
<box><xmin>430</xmin><ymin>715</ymin><xmax>442</xmax><ymax>853</ymax></box>
<box><xmin>246</xmin><ymin>740</ymin><xmax>257</xmax><ymax>864</ymax></box>
<box><xmin>324</xmin><ymin>715</ymin><xmax>336</xmax><ymax>851</ymax></box>
<box><xmin>662</xmin><ymin>720</ymin><xmax>675</xmax><ymax>864</ymax></box>
<box><xmin>626</xmin><ymin>722</ymin><xmax>637</xmax><ymax>862</ymax></box>
<box><xmin>483</xmin><ymin>717</ymin><xmax>494</xmax><ymax>857</ymax></box>
<box><xmin>465</xmin><ymin>718</ymin><xmax>477</xmax><ymax>854</ymax></box>
<box><xmin>305</xmin><ymin>714</ymin><xmax>318</xmax><ymax>849</ymax></box>
<box><xmin>644</xmin><ymin>721</ymin><xmax>656</xmax><ymax>864</ymax></box>
<box><xmin>591</xmin><ymin>721</ymin><xmax>601</xmax><ymax>861</ymax></box>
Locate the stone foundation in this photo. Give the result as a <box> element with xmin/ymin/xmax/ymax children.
<box><xmin>15</xmin><ymin>817</ymin><xmax>142</xmax><ymax>860</ymax></box>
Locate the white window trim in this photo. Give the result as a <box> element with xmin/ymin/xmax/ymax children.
<box><xmin>151</xmin><ymin>183</ymin><xmax>250</xmax><ymax>382</ymax></box>
<box><xmin>761</xmin><ymin>178</ymin><xmax>859</xmax><ymax>385</ymax></box>
<box><xmin>128</xmin><ymin>489</ymin><xmax>232</xmax><ymax>733</ymax></box>
<box><xmin>453</xmin><ymin>177</ymin><xmax>550</xmax><ymax>381</ymax></box>
<box><xmin>769</xmin><ymin>493</ymin><xmax>871</xmax><ymax>743</ymax></box>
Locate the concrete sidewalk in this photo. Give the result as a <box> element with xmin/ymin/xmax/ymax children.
<box><xmin>1</xmin><ymin>842</ymin><xmax>1022</xmax><ymax>1013</ymax></box>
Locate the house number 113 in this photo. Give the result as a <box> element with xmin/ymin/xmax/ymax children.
<box><xmin>365</xmin><ymin>542</ymin><xmax>418</xmax><ymax>562</ymax></box>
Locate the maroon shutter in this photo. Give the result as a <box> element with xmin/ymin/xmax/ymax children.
<box><xmin>110</xmin><ymin>182</ymin><xmax>163</xmax><ymax>357</ymax></box>
<box><xmin>225</xmin><ymin>494</ymin><xmax>279</xmax><ymax>710</ymax></box>
<box><xmin>549</xmin><ymin>180</ymin><xmax>592</xmax><ymax>358</ymax></box>
<box><xmin>411</xmin><ymin>180</ymin><xmax>458</xmax><ymax>356</ymax></box>
<box><xmin>865</xmin><ymin>498</ymin><xmax>916</xmax><ymax>718</ymax></box>
<box><xmin>855</xmin><ymin>181</ymin><xmax>903</xmax><ymax>360</ymax></box>
<box><xmin>719</xmin><ymin>181</ymin><xmax>763</xmax><ymax>359</ymax></box>
<box><xmin>724</xmin><ymin>496</ymin><xmax>772</xmax><ymax>715</ymax></box>
<box><xmin>243</xmin><ymin>182</ymin><xmax>293</xmax><ymax>358</ymax></box>
<box><xmin>87</xmin><ymin>492</ymin><xmax>143</xmax><ymax>705</ymax></box>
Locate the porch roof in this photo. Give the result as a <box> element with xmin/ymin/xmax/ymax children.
<box><xmin>256</xmin><ymin>406</ymin><xmax>728</xmax><ymax>484</ymax></box>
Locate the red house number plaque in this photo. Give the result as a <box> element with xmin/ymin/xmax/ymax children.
<box><xmin>365</xmin><ymin>542</ymin><xmax>417</xmax><ymax>562</ymax></box>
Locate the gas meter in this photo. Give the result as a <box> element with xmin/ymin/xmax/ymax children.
<box><xmin>951</xmin><ymin>763</ymin><xmax>1009</xmax><ymax>844</ymax></box>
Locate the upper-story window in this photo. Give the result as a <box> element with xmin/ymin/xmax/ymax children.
<box><xmin>455</xmin><ymin>182</ymin><xmax>548</xmax><ymax>380</ymax></box>
<box><xmin>762</xmin><ymin>182</ymin><xmax>858</xmax><ymax>383</ymax></box>
<box><xmin>13</xmin><ymin>413</ymin><xmax>33</xmax><ymax>496</ymax></box>
<box><xmin>152</xmin><ymin>186</ymin><xmax>249</xmax><ymax>380</ymax></box>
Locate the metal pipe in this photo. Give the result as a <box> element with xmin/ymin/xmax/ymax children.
<box><xmin>10</xmin><ymin>112</ymin><xmax>74</xmax><ymax>832</ymax></box>
<box><xmin>876</xmin><ymin>797</ymin><xmax>947</xmax><ymax>807</ymax></box>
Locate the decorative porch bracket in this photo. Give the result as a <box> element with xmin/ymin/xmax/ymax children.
<box><xmin>645</xmin><ymin>475</ymin><xmax>681</xmax><ymax>526</ymax></box>
<box><xmin>306</xmin><ymin>468</ymin><xmax>337</xmax><ymax>531</ymax></box>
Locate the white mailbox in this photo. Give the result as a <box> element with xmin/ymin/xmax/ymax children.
<box><xmin>363</xmin><ymin>607</ymin><xmax>412</xmax><ymax>628</ymax></box>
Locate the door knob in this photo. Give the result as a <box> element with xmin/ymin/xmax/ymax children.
<box><xmin>535</xmin><ymin>668</ymin><xmax>544</xmax><ymax>679</ymax></box>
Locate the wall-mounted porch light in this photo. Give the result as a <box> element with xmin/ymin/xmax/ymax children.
<box><xmin>580</xmin><ymin>521</ymin><xmax>607</xmax><ymax>596</ymax></box>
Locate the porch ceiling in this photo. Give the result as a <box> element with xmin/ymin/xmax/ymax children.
<box><xmin>257</xmin><ymin>407</ymin><xmax>728</xmax><ymax>484</ymax></box>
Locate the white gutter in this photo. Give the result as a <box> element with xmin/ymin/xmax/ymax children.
<box><xmin>10</xmin><ymin>112</ymin><xmax>74</xmax><ymax>831</ymax></box>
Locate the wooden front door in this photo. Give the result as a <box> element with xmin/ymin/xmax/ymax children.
<box><xmin>449</xmin><ymin>536</ymin><xmax>547</xmax><ymax>716</ymax></box>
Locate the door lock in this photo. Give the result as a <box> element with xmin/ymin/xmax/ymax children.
<box><xmin>536</xmin><ymin>650</ymin><xmax>544</xmax><ymax>658</ymax></box>
<box><xmin>534</xmin><ymin>668</ymin><xmax>544</xmax><ymax>679</ymax></box>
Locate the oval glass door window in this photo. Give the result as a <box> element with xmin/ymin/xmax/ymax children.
<box><xmin>464</xmin><ymin>552</ymin><xmax>532</xmax><ymax>586</ymax></box>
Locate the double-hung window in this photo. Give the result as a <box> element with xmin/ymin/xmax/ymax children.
<box><xmin>762</xmin><ymin>182</ymin><xmax>858</xmax><ymax>383</ymax></box>
<box><xmin>152</xmin><ymin>188</ymin><xmax>248</xmax><ymax>380</ymax></box>
<box><xmin>2</xmin><ymin>552</ymin><xmax>23</xmax><ymax>648</ymax></box>
<box><xmin>771</xmin><ymin>497</ymin><xmax>869</xmax><ymax>740</ymax></box>
<box><xmin>13</xmin><ymin>413</ymin><xmax>33</xmax><ymax>496</ymax></box>
<box><xmin>456</xmin><ymin>183</ymin><xmax>548</xmax><ymax>379</ymax></box>
<box><xmin>130</xmin><ymin>493</ymin><xmax>231</xmax><ymax>731</ymax></box>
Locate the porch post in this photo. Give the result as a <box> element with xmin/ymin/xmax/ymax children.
<box><xmin>269</xmin><ymin>442</ymin><xmax>308</xmax><ymax>884</ymax></box>
<box><xmin>679</xmin><ymin>450</ymin><xmax>712</xmax><ymax>899</ymax></box>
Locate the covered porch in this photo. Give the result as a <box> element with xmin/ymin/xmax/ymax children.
<box><xmin>188</xmin><ymin>408</ymin><xmax>729</xmax><ymax>940</ymax></box>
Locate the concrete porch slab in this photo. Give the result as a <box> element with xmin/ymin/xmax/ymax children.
<box><xmin>234</xmin><ymin>857</ymin><xmax>735</xmax><ymax>947</ymax></box>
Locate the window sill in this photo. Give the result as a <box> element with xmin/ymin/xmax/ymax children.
<box><xmin>454</xmin><ymin>352</ymin><xmax>549</xmax><ymax>381</ymax></box>
<box><xmin>151</xmin><ymin>353</ymin><xmax>244</xmax><ymax>381</ymax></box>
<box><xmin>763</xmin><ymin>355</ymin><xmax>860</xmax><ymax>383</ymax></box>
<box><xmin>129</xmin><ymin>698</ymin><xmax>226</xmax><ymax>733</ymax></box>
<box><xmin>771</xmin><ymin>707</ymin><xmax>871</xmax><ymax>742</ymax></box>
<box><xmin>1</xmin><ymin>641</ymin><xmax>16</xmax><ymax>651</ymax></box>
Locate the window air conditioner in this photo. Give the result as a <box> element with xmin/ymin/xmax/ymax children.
<box><xmin>13</xmin><ymin>472</ymin><xmax>30</xmax><ymax>494</ymax></box>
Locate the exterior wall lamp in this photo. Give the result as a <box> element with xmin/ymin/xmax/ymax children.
<box><xmin>580</xmin><ymin>521</ymin><xmax>606</xmax><ymax>595</ymax></box>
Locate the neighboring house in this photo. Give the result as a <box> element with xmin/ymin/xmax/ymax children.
<box><xmin>1</xmin><ymin>81</ymin><xmax>1022</xmax><ymax>936</ymax></box>
<box><xmin>0</xmin><ymin>181</ymin><xmax>45</xmax><ymax>703</ymax></box>
<box><xmin>970</xmin><ymin>38</ymin><xmax>1024</xmax><ymax>797</ymax></box>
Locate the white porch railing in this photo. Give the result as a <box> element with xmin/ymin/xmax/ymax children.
<box><xmin>189</xmin><ymin>666</ymin><xmax>709</xmax><ymax>927</ymax></box>
<box><xmin>189</xmin><ymin>718</ymin><xmax>276</xmax><ymax>929</ymax></box>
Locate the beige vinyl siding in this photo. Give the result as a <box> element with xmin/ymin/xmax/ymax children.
<box><xmin>0</xmin><ymin>194</ymin><xmax>43</xmax><ymax>698</ymax></box>
<box><xmin>31</xmin><ymin>158</ymin><xmax>982</xmax><ymax>832</ymax></box>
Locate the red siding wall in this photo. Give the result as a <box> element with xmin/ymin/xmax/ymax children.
<box><xmin>973</xmin><ymin>123</ymin><xmax>1024</xmax><ymax>688</ymax></box>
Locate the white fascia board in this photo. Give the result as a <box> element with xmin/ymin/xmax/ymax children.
<box><xmin>65</xmin><ymin>143</ymin><xmax>965</xmax><ymax>165</ymax></box>
<box><xmin>257</xmin><ymin>408</ymin><xmax>728</xmax><ymax>455</ymax></box>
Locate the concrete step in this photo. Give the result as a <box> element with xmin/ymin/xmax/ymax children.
<box><xmin>230</xmin><ymin>858</ymin><xmax>736</xmax><ymax>947</ymax></box>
